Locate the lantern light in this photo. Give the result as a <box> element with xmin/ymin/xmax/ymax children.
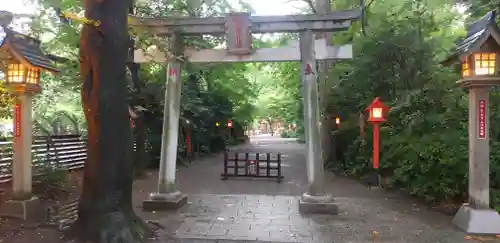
<box><xmin>366</xmin><ymin>97</ymin><xmax>389</xmax><ymax>124</ymax></box>
<box><xmin>371</xmin><ymin>107</ymin><xmax>383</xmax><ymax>119</ymax></box>
<box><xmin>462</xmin><ymin>52</ymin><xmax>497</xmax><ymax>78</ymax></box>
<box><xmin>0</xmin><ymin>26</ymin><xmax>58</xmax><ymax>95</ymax></box>
<box><xmin>474</xmin><ymin>53</ymin><xmax>496</xmax><ymax>76</ymax></box>
<box><xmin>462</xmin><ymin>59</ymin><xmax>470</xmax><ymax>77</ymax></box>
<box><xmin>227</xmin><ymin>120</ymin><xmax>233</xmax><ymax>128</ymax></box>
<box><xmin>5</xmin><ymin>63</ymin><xmax>41</xmax><ymax>92</ymax></box>
<box><xmin>215</xmin><ymin>121</ymin><xmax>220</xmax><ymax>127</ymax></box>
<box><xmin>335</xmin><ymin>117</ymin><xmax>340</xmax><ymax>125</ymax></box>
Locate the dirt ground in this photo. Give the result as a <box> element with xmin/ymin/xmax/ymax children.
<box><xmin>0</xmin><ymin>169</ymin><xmax>171</xmax><ymax>243</ymax></box>
<box><xmin>0</xmin><ymin>170</ymin><xmax>84</xmax><ymax>243</ymax></box>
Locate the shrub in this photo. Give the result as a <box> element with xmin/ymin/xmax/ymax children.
<box><xmin>32</xmin><ymin>157</ymin><xmax>69</xmax><ymax>200</ymax></box>
<box><xmin>281</xmin><ymin>130</ymin><xmax>299</xmax><ymax>138</ymax></box>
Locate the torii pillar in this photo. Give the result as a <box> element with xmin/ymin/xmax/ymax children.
<box><xmin>143</xmin><ymin>33</ymin><xmax>188</xmax><ymax>211</ymax></box>
<box><xmin>297</xmin><ymin>31</ymin><xmax>338</xmax><ymax>214</ymax></box>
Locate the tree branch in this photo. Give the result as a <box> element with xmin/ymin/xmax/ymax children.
<box><xmin>284</xmin><ymin>0</ymin><xmax>316</xmax><ymax>13</ymax></box>
<box><xmin>361</xmin><ymin>0</ymin><xmax>375</xmax><ymax>36</ymax></box>
<box><xmin>303</xmin><ymin>0</ymin><xmax>317</xmax><ymax>13</ymax></box>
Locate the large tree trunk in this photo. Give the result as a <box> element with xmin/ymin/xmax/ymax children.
<box><xmin>73</xmin><ymin>0</ymin><xmax>149</xmax><ymax>242</ymax></box>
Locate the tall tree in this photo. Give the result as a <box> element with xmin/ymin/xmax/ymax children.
<box><xmin>73</xmin><ymin>0</ymin><xmax>149</xmax><ymax>242</ymax></box>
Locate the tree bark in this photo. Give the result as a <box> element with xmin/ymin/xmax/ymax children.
<box><xmin>266</xmin><ymin>119</ymin><xmax>274</xmax><ymax>136</ymax></box>
<box><xmin>73</xmin><ymin>0</ymin><xmax>149</xmax><ymax>242</ymax></box>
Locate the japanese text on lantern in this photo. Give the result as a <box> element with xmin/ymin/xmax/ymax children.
<box><xmin>478</xmin><ymin>99</ymin><xmax>487</xmax><ymax>139</ymax></box>
<box><xmin>14</xmin><ymin>103</ymin><xmax>21</xmax><ymax>137</ymax></box>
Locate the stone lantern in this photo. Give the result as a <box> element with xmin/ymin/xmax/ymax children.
<box><xmin>444</xmin><ymin>11</ymin><xmax>500</xmax><ymax>234</ymax></box>
<box><xmin>0</xmin><ymin>21</ymin><xmax>59</xmax><ymax>221</ymax></box>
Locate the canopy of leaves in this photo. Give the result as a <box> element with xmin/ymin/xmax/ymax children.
<box><xmin>16</xmin><ymin>0</ymin><xmax>260</xmax><ymax>163</ymax></box>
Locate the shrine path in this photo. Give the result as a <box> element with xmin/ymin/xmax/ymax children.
<box><xmin>133</xmin><ymin>134</ymin><xmax>488</xmax><ymax>243</ymax></box>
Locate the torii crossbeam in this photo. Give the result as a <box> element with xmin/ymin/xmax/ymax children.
<box><xmin>129</xmin><ymin>8</ymin><xmax>361</xmax><ymax>35</ymax></box>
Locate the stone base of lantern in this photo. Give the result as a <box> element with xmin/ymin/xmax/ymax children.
<box><xmin>453</xmin><ymin>203</ymin><xmax>500</xmax><ymax>234</ymax></box>
<box><xmin>0</xmin><ymin>196</ymin><xmax>44</xmax><ymax>222</ymax></box>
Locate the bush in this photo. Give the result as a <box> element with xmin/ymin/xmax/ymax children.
<box><xmin>280</xmin><ymin>130</ymin><xmax>299</xmax><ymax>138</ymax></box>
<box><xmin>209</xmin><ymin>134</ymin><xmax>227</xmax><ymax>152</ymax></box>
<box><xmin>32</xmin><ymin>157</ymin><xmax>69</xmax><ymax>200</ymax></box>
<box><xmin>235</xmin><ymin>135</ymin><xmax>249</xmax><ymax>144</ymax></box>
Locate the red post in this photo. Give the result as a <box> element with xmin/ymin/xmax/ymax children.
<box><xmin>366</xmin><ymin>97</ymin><xmax>389</xmax><ymax>169</ymax></box>
<box><xmin>373</xmin><ymin>123</ymin><xmax>379</xmax><ymax>169</ymax></box>
<box><xmin>186</xmin><ymin>127</ymin><xmax>191</xmax><ymax>154</ymax></box>
<box><xmin>14</xmin><ymin>102</ymin><xmax>21</xmax><ymax>138</ymax></box>
<box><xmin>130</xmin><ymin>118</ymin><xmax>135</xmax><ymax>128</ymax></box>
<box><xmin>478</xmin><ymin>99</ymin><xmax>487</xmax><ymax>139</ymax></box>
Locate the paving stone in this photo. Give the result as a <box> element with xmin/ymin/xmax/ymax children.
<box><xmin>206</xmin><ymin>223</ymin><xmax>229</xmax><ymax>236</ymax></box>
<box><xmin>165</xmin><ymin>194</ymin><xmax>473</xmax><ymax>242</ymax></box>
<box><xmin>136</xmin><ymin>136</ymin><xmax>478</xmax><ymax>243</ymax></box>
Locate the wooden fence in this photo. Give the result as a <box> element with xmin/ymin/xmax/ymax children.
<box><xmin>221</xmin><ymin>152</ymin><xmax>283</xmax><ymax>183</ymax></box>
<box><xmin>0</xmin><ymin>135</ymin><xmax>87</xmax><ymax>183</ymax></box>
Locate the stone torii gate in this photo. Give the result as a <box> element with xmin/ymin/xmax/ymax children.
<box><xmin>130</xmin><ymin>8</ymin><xmax>361</xmax><ymax>214</ymax></box>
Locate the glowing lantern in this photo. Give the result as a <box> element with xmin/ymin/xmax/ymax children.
<box><xmin>462</xmin><ymin>52</ymin><xmax>497</xmax><ymax>77</ymax></box>
<box><xmin>365</xmin><ymin>97</ymin><xmax>390</xmax><ymax>169</ymax></box>
<box><xmin>0</xmin><ymin>21</ymin><xmax>59</xmax><ymax>221</ymax></box>
<box><xmin>0</xmin><ymin>25</ymin><xmax>58</xmax><ymax>94</ymax></box>
<box><xmin>366</xmin><ymin>97</ymin><xmax>389</xmax><ymax>124</ymax></box>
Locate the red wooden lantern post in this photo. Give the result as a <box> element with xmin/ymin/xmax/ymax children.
<box><xmin>128</xmin><ymin>106</ymin><xmax>137</xmax><ymax>128</ymax></box>
<box><xmin>185</xmin><ymin>120</ymin><xmax>192</xmax><ymax>156</ymax></box>
<box><xmin>227</xmin><ymin>119</ymin><xmax>233</xmax><ymax>142</ymax></box>
<box><xmin>365</xmin><ymin>97</ymin><xmax>389</xmax><ymax>169</ymax></box>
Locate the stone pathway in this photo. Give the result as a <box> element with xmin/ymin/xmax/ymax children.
<box><xmin>133</xmin><ymin>134</ymin><xmax>495</xmax><ymax>243</ymax></box>
<box><xmin>154</xmin><ymin>195</ymin><xmax>471</xmax><ymax>243</ymax></box>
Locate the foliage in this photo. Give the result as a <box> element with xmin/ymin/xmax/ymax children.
<box><xmin>253</xmin><ymin>60</ymin><xmax>303</xmax><ymax>137</ymax></box>
<box><xmin>280</xmin><ymin>130</ymin><xmax>299</xmax><ymax>138</ymax></box>
<box><xmin>315</xmin><ymin>0</ymin><xmax>500</xmax><ymax>208</ymax></box>
<box><xmin>26</xmin><ymin>0</ymin><xmax>259</xmax><ymax>170</ymax></box>
<box><xmin>0</xmin><ymin>84</ymin><xmax>15</xmax><ymax>119</ymax></box>
<box><xmin>32</xmin><ymin>157</ymin><xmax>69</xmax><ymax>200</ymax></box>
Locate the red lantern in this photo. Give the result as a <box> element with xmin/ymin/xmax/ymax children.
<box><xmin>366</xmin><ymin>97</ymin><xmax>389</xmax><ymax>124</ymax></box>
<box><xmin>335</xmin><ymin>116</ymin><xmax>340</xmax><ymax>129</ymax></box>
<box><xmin>365</xmin><ymin>97</ymin><xmax>390</xmax><ymax>169</ymax></box>
<box><xmin>227</xmin><ymin>120</ymin><xmax>233</xmax><ymax>128</ymax></box>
